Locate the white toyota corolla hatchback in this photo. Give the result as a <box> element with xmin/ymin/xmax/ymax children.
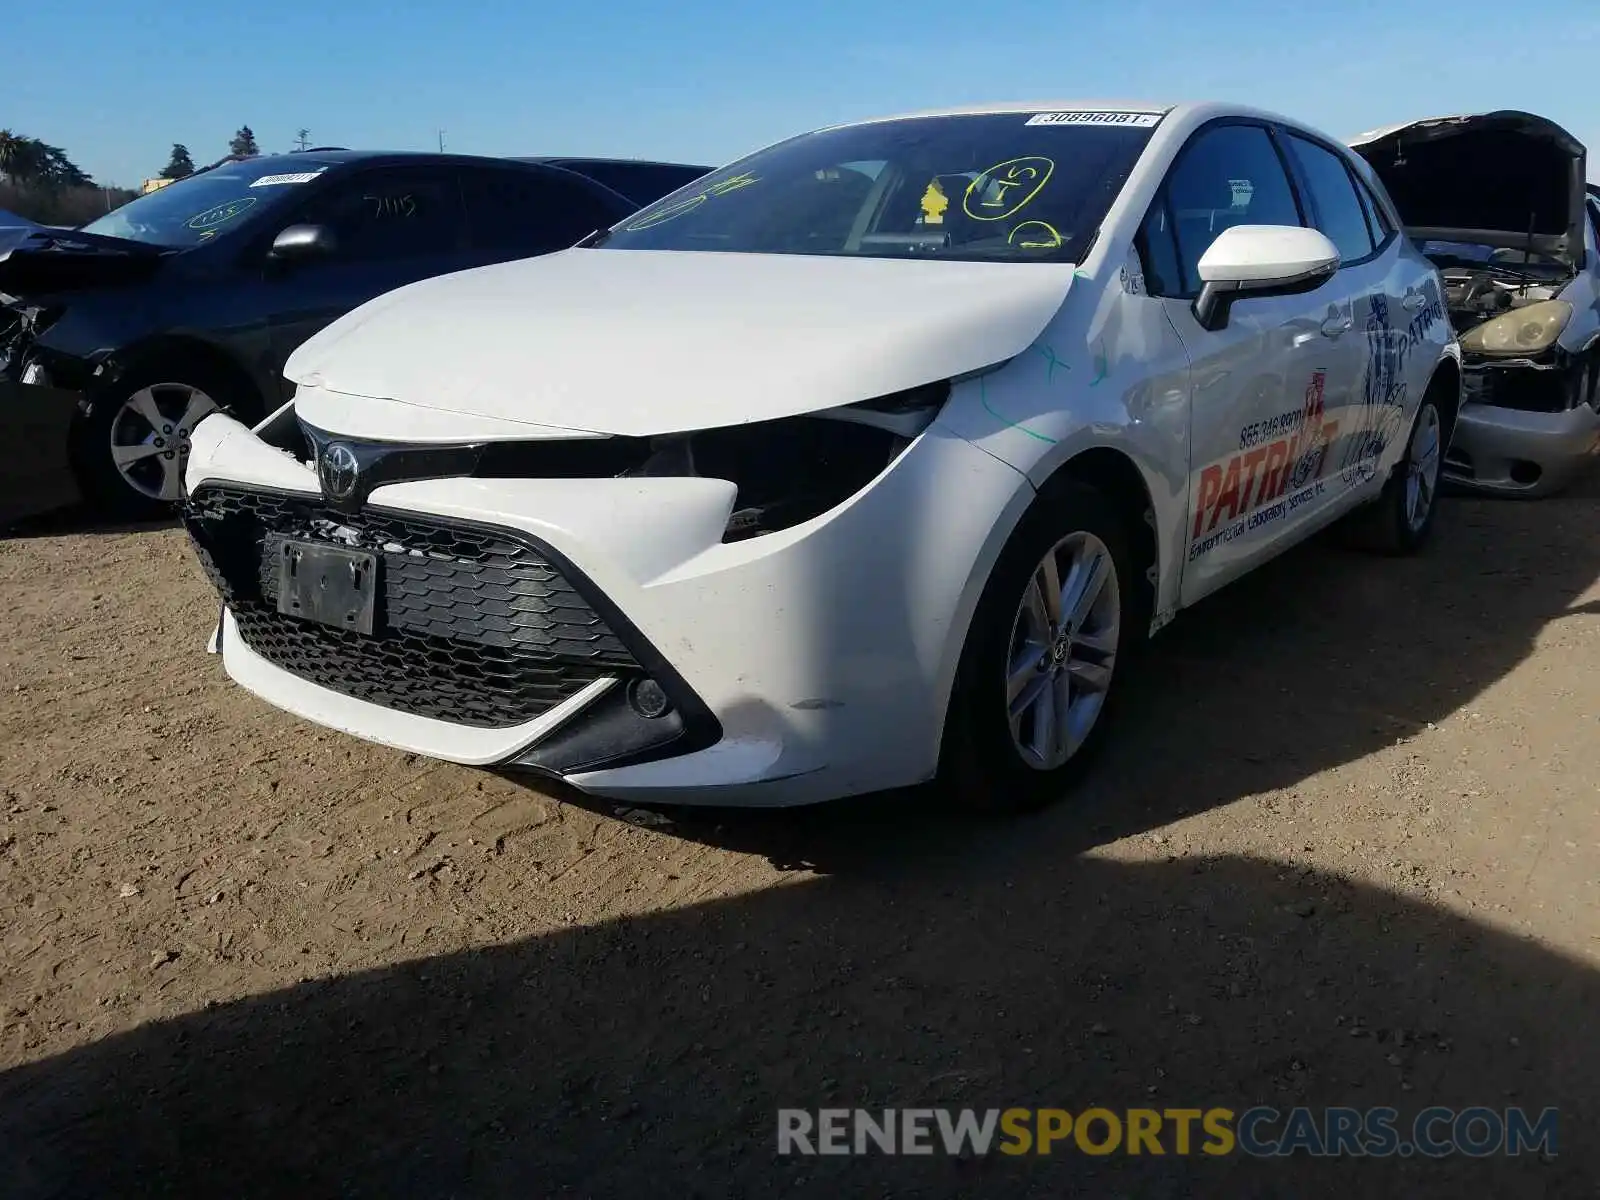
<box><xmin>184</xmin><ymin>101</ymin><xmax>1459</xmax><ymax>810</ymax></box>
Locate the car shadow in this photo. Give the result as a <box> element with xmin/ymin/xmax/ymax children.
<box><xmin>0</xmin><ymin>851</ymin><xmax>1593</xmax><ymax>1198</ymax></box>
<box><xmin>1</xmin><ymin>470</ymin><xmax>1596</xmax><ymax>1197</ymax></box>
<box><xmin>0</xmin><ymin>502</ymin><xmax>179</xmax><ymax>540</ymax></box>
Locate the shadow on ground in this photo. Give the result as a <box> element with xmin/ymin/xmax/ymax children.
<box><xmin>0</xmin><ymin>852</ymin><xmax>1593</xmax><ymax>1197</ymax></box>
<box><xmin>0</xmin><ymin>503</ymin><xmax>177</xmax><ymax>540</ymax></box>
<box><xmin>2</xmin><ymin>478</ymin><xmax>1597</xmax><ymax>1198</ymax></box>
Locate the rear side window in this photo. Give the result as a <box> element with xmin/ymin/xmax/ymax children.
<box><xmin>459</xmin><ymin>168</ymin><xmax>624</xmax><ymax>256</ymax></box>
<box><xmin>1161</xmin><ymin>123</ymin><xmax>1303</xmax><ymax>296</ymax></box>
<box><xmin>1353</xmin><ymin>169</ymin><xmax>1395</xmax><ymax>242</ymax></box>
<box><xmin>1284</xmin><ymin>134</ymin><xmax>1375</xmax><ymax>264</ymax></box>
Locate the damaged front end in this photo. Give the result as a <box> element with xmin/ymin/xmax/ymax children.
<box><xmin>0</xmin><ymin>294</ymin><xmax>62</xmax><ymax>386</ymax></box>
<box><xmin>256</xmin><ymin>380</ymin><xmax>951</xmax><ymax>545</ymax></box>
<box><xmin>1351</xmin><ymin>110</ymin><xmax>1600</xmax><ymax>493</ymax></box>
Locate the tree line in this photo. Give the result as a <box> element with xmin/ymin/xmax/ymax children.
<box><xmin>0</xmin><ymin>130</ymin><xmax>132</xmax><ymax>227</ymax></box>
<box><xmin>1</xmin><ymin>124</ymin><xmax>294</xmax><ymax>227</ymax></box>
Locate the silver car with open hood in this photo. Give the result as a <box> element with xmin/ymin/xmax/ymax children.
<box><xmin>1352</xmin><ymin>110</ymin><xmax>1600</xmax><ymax>496</ymax></box>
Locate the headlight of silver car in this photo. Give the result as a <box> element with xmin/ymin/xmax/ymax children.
<box><xmin>1459</xmin><ymin>299</ymin><xmax>1572</xmax><ymax>356</ymax></box>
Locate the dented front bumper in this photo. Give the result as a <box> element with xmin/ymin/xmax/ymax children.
<box><xmin>1442</xmin><ymin>355</ymin><xmax>1600</xmax><ymax>496</ymax></box>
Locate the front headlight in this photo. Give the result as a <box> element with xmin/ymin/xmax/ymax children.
<box><xmin>1459</xmin><ymin>299</ymin><xmax>1572</xmax><ymax>356</ymax></box>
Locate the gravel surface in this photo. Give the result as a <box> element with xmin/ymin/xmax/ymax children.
<box><xmin>1</xmin><ymin>471</ymin><xmax>1597</xmax><ymax>1197</ymax></box>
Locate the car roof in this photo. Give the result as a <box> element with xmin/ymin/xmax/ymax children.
<box><xmin>816</xmin><ymin>100</ymin><xmax>1327</xmax><ymax>139</ymax></box>
<box><xmin>515</xmin><ymin>156</ymin><xmax>712</xmax><ymax>171</ymax></box>
<box><xmin>199</xmin><ymin>149</ymin><xmax>581</xmax><ymax>171</ymax></box>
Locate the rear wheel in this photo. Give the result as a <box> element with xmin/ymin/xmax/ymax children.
<box><xmin>1339</xmin><ymin>390</ymin><xmax>1446</xmax><ymax>555</ymax></box>
<box><xmin>940</xmin><ymin>481</ymin><xmax>1144</xmax><ymax>813</ymax></box>
<box><xmin>73</xmin><ymin>362</ymin><xmax>252</xmax><ymax>519</ymax></box>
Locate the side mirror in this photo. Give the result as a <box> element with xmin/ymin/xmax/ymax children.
<box><xmin>268</xmin><ymin>223</ymin><xmax>336</xmax><ymax>262</ymax></box>
<box><xmin>1192</xmin><ymin>225</ymin><xmax>1340</xmax><ymax>331</ymax></box>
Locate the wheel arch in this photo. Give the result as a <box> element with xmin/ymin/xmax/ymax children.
<box><xmin>1045</xmin><ymin>446</ymin><xmax>1161</xmax><ymax>629</ymax></box>
<box><xmin>1427</xmin><ymin>351</ymin><xmax>1462</xmax><ymax>444</ymax></box>
<box><xmin>933</xmin><ymin>440</ymin><xmax>1162</xmax><ymax>773</ymax></box>
<box><xmin>103</xmin><ymin>334</ymin><xmax>269</xmax><ymax>424</ymax></box>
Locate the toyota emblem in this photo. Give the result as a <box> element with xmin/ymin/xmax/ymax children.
<box><xmin>319</xmin><ymin>442</ymin><xmax>359</xmax><ymax>500</ymax></box>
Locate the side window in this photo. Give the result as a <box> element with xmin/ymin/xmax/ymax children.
<box><xmin>295</xmin><ymin>168</ymin><xmax>467</xmax><ymax>261</ymax></box>
<box><xmin>460</xmin><ymin>168</ymin><xmax>624</xmax><ymax>256</ymax></box>
<box><xmin>1162</xmin><ymin>123</ymin><xmax>1303</xmax><ymax>297</ymax></box>
<box><xmin>1136</xmin><ymin>197</ymin><xmax>1184</xmax><ymax>297</ymax></box>
<box><xmin>1283</xmin><ymin>134</ymin><xmax>1375</xmax><ymax>264</ymax></box>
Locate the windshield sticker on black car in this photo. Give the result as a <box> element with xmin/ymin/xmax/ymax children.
<box><xmin>250</xmin><ymin>170</ymin><xmax>327</xmax><ymax>188</ymax></box>
<box><xmin>1025</xmin><ymin>111</ymin><xmax>1163</xmax><ymax>128</ymax></box>
<box><xmin>185</xmin><ymin>197</ymin><xmax>257</xmax><ymax>230</ymax></box>
<box><xmin>963</xmin><ymin>157</ymin><xmax>1054</xmax><ymax>222</ymax></box>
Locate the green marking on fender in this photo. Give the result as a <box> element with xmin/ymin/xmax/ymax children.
<box><xmin>981</xmin><ymin>375</ymin><xmax>1057</xmax><ymax>444</ymax></box>
<box><xmin>1033</xmin><ymin>343</ymin><xmax>1069</xmax><ymax>382</ymax></box>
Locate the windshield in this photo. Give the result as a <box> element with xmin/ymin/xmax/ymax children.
<box><xmin>80</xmin><ymin>159</ymin><xmax>337</xmax><ymax>248</ymax></box>
<box><xmin>590</xmin><ymin>111</ymin><xmax>1162</xmax><ymax>263</ymax></box>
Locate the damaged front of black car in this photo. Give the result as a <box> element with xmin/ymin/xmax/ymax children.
<box><xmin>1351</xmin><ymin>111</ymin><xmax>1600</xmax><ymax>496</ymax></box>
<box><xmin>0</xmin><ymin>224</ymin><xmax>190</xmax><ymax>524</ymax></box>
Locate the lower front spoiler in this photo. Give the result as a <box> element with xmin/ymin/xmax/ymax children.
<box><xmin>217</xmin><ymin>607</ymin><xmax>844</xmax><ymax>808</ymax></box>
<box><xmin>216</xmin><ymin>607</ymin><xmax>621</xmax><ymax>766</ymax></box>
<box><xmin>0</xmin><ymin>382</ymin><xmax>83</xmax><ymax>526</ymax></box>
<box><xmin>1442</xmin><ymin>400</ymin><xmax>1600</xmax><ymax>497</ymax></box>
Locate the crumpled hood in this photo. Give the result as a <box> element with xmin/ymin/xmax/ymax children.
<box><xmin>286</xmin><ymin>248</ymin><xmax>1077</xmax><ymax>438</ymax></box>
<box><xmin>1349</xmin><ymin>110</ymin><xmax>1587</xmax><ymax>270</ymax></box>
<box><xmin>0</xmin><ymin>228</ymin><xmax>168</xmax><ymax>299</ymax></box>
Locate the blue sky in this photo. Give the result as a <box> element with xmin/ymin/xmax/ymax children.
<box><xmin>5</xmin><ymin>0</ymin><xmax>1599</xmax><ymax>187</ymax></box>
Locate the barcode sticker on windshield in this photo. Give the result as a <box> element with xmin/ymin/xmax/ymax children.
<box><xmin>250</xmin><ymin>170</ymin><xmax>326</xmax><ymax>187</ymax></box>
<box><xmin>1026</xmin><ymin>111</ymin><xmax>1163</xmax><ymax>128</ymax></box>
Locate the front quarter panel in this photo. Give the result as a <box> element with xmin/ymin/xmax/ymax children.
<box><xmin>935</xmin><ymin>258</ymin><xmax>1193</xmax><ymax>627</ymax></box>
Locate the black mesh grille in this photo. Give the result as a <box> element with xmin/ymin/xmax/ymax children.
<box><xmin>184</xmin><ymin>485</ymin><xmax>638</xmax><ymax>728</ymax></box>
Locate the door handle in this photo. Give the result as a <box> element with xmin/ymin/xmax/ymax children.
<box><xmin>1402</xmin><ymin>292</ymin><xmax>1427</xmax><ymax>311</ymax></box>
<box><xmin>1320</xmin><ymin>315</ymin><xmax>1354</xmax><ymax>338</ymax></box>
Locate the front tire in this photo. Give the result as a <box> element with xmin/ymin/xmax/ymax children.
<box><xmin>72</xmin><ymin>362</ymin><xmax>247</xmax><ymax>520</ymax></box>
<box><xmin>940</xmin><ymin>480</ymin><xmax>1144</xmax><ymax>813</ymax></box>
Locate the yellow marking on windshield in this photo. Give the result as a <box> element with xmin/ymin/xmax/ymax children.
<box><xmin>1007</xmin><ymin>220</ymin><xmax>1062</xmax><ymax>249</ymax></box>
<box><xmin>920</xmin><ymin>179</ymin><xmax>948</xmax><ymax>225</ymax></box>
<box><xmin>185</xmin><ymin>196</ymin><xmax>257</xmax><ymax>230</ymax></box>
<box><xmin>963</xmin><ymin>157</ymin><xmax>1054</xmax><ymax>222</ymax></box>
<box><xmin>620</xmin><ymin>172</ymin><xmax>761</xmax><ymax>231</ymax></box>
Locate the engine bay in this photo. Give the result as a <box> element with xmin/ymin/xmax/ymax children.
<box><xmin>1439</xmin><ymin>264</ymin><xmax>1566</xmax><ymax>332</ymax></box>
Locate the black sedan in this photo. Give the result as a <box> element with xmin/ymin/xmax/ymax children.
<box><xmin>0</xmin><ymin>150</ymin><xmax>709</xmax><ymax>521</ymax></box>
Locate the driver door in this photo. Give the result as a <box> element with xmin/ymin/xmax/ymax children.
<box><xmin>1136</xmin><ymin>121</ymin><xmax>1365</xmax><ymax>607</ymax></box>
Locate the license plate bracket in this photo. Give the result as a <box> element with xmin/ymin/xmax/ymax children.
<box><xmin>276</xmin><ymin>540</ymin><xmax>379</xmax><ymax>634</ymax></box>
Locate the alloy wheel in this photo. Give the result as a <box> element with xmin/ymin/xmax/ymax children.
<box><xmin>1405</xmin><ymin>402</ymin><xmax>1442</xmax><ymax>532</ymax></box>
<box><xmin>1005</xmin><ymin>530</ymin><xmax>1121</xmax><ymax>770</ymax></box>
<box><xmin>108</xmin><ymin>383</ymin><xmax>219</xmax><ymax>502</ymax></box>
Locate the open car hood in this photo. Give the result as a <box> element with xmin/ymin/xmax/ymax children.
<box><xmin>286</xmin><ymin>248</ymin><xmax>1077</xmax><ymax>438</ymax></box>
<box><xmin>0</xmin><ymin>228</ymin><xmax>168</xmax><ymax>299</ymax></box>
<box><xmin>1349</xmin><ymin>110</ymin><xmax>1588</xmax><ymax>271</ymax></box>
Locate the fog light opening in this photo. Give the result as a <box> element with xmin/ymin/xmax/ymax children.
<box><xmin>628</xmin><ymin>678</ymin><xmax>673</xmax><ymax>720</ymax></box>
<box><xmin>1509</xmin><ymin>459</ymin><xmax>1542</xmax><ymax>487</ymax></box>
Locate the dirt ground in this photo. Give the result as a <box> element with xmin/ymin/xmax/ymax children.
<box><xmin>1</xmin><ymin>469</ymin><xmax>1598</xmax><ymax>1198</ymax></box>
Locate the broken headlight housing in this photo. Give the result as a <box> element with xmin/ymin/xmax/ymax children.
<box><xmin>1459</xmin><ymin>299</ymin><xmax>1572</xmax><ymax>356</ymax></box>
<box><xmin>628</xmin><ymin>380</ymin><xmax>951</xmax><ymax>542</ymax></box>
